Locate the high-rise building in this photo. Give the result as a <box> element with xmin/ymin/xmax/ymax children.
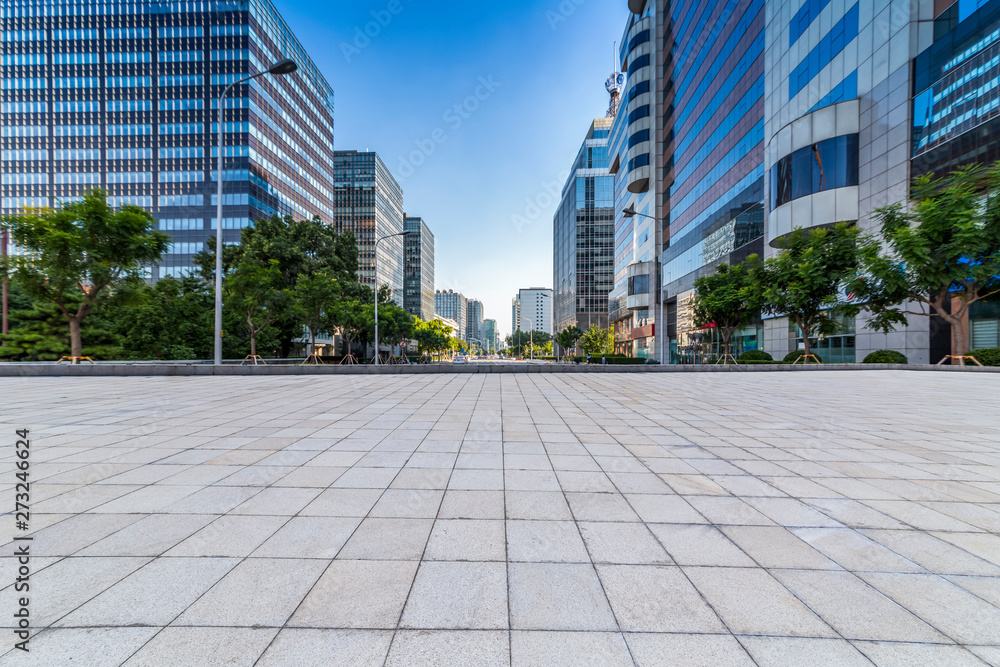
<box><xmin>466</xmin><ymin>299</ymin><xmax>484</xmax><ymax>345</ymax></box>
<box><xmin>607</xmin><ymin>3</ymin><xmax>663</xmax><ymax>360</ymax></box>
<box><xmin>435</xmin><ymin>289</ymin><xmax>467</xmax><ymax>342</ymax></box>
<box><xmin>0</xmin><ymin>0</ymin><xmax>335</xmax><ymax>280</ymax></box>
<box><xmin>512</xmin><ymin>296</ymin><xmax>520</xmax><ymax>336</ymax></box>
<box><xmin>334</xmin><ymin>150</ymin><xmax>404</xmax><ymax>305</ymax></box>
<box><xmin>517</xmin><ymin>288</ymin><xmax>553</xmax><ymax>335</ymax></box>
<box><xmin>553</xmin><ymin>117</ymin><xmax>614</xmax><ymax>342</ymax></box>
<box><xmin>658</xmin><ymin>0</ymin><xmax>766</xmax><ymax>364</ymax></box>
<box><xmin>403</xmin><ymin>215</ymin><xmax>434</xmax><ymax>321</ymax></box>
<box><xmin>483</xmin><ymin>318</ymin><xmax>497</xmax><ymax>352</ymax></box>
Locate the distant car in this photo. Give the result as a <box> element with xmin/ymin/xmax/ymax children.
<box><xmin>454</xmin><ymin>356</ymin><xmax>467</xmax><ymax>364</ymax></box>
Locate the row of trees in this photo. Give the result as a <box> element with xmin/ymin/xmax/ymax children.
<box><xmin>692</xmin><ymin>165</ymin><xmax>1000</xmax><ymax>363</ymax></box>
<box><xmin>0</xmin><ymin>189</ymin><xmax>463</xmax><ymax>362</ymax></box>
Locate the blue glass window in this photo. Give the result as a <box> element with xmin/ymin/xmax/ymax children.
<box><xmin>627</xmin><ymin>29</ymin><xmax>650</xmax><ymax>55</ymax></box>
<box><xmin>628</xmin><ymin>54</ymin><xmax>650</xmax><ymax>76</ymax></box>
<box><xmin>790</xmin><ymin>0</ymin><xmax>834</xmax><ymax>46</ymax></box>
<box><xmin>628</xmin><ymin>105</ymin><xmax>649</xmax><ymax>126</ymax></box>
<box><xmin>808</xmin><ymin>70</ymin><xmax>858</xmax><ymax>113</ymax></box>
<box><xmin>789</xmin><ymin>4</ymin><xmax>859</xmax><ymax>99</ymax></box>
<box><xmin>627</xmin><ymin>153</ymin><xmax>650</xmax><ymax>172</ymax></box>
<box><xmin>769</xmin><ymin>134</ymin><xmax>859</xmax><ymax>208</ymax></box>
<box><xmin>628</xmin><ymin>129</ymin><xmax>650</xmax><ymax>148</ymax></box>
<box><xmin>627</xmin><ymin>80</ymin><xmax>650</xmax><ymax>104</ymax></box>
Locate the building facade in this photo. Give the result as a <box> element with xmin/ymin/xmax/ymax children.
<box><xmin>466</xmin><ymin>298</ymin><xmax>484</xmax><ymax>345</ymax></box>
<box><xmin>607</xmin><ymin>2</ymin><xmax>663</xmax><ymax>360</ymax></box>
<box><xmin>660</xmin><ymin>0</ymin><xmax>766</xmax><ymax>364</ymax></box>
<box><xmin>333</xmin><ymin>150</ymin><xmax>404</xmax><ymax>305</ymax></box>
<box><xmin>517</xmin><ymin>287</ymin><xmax>553</xmax><ymax>335</ymax></box>
<box><xmin>1</xmin><ymin>0</ymin><xmax>335</xmax><ymax>280</ymax></box>
<box><xmin>403</xmin><ymin>215</ymin><xmax>434</xmax><ymax>321</ymax></box>
<box><xmin>435</xmin><ymin>289</ymin><xmax>467</xmax><ymax>342</ymax></box>
<box><xmin>553</xmin><ymin>117</ymin><xmax>615</xmax><ymax>341</ymax></box>
<box><xmin>483</xmin><ymin>318</ymin><xmax>497</xmax><ymax>352</ymax></box>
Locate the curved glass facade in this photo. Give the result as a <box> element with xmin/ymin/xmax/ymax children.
<box><xmin>769</xmin><ymin>134</ymin><xmax>859</xmax><ymax>209</ymax></box>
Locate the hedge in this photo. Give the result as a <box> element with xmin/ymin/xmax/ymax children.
<box><xmin>738</xmin><ymin>350</ymin><xmax>773</xmax><ymax>362</ymax></box>
<box><xmin>783</xmin><ymin>350</ymin><xmax>823</xmax><ymax>363</ymax></box>
<box><xmin>863</xmin><ymin>350</ymin><xmax>908</xmax><ymax>364</ymax></box>
<box><xmin>970</xmin><ymin>347</ymin><xmax>1000</xmax><ymax>366</ymax></box>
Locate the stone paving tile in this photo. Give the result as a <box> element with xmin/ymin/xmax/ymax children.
<box><xmin>5</xmin><ymin>372</ymin><xmax>1000</xmax><ymax>665</ymax></box>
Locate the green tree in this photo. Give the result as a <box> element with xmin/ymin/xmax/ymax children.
<box><xmin>0</xmin><ymin>293</ymin><xmax>118</xmax><ymax>361</ymax></box>
<box><xmin>225</xmin><ymin>260</ymin><xmax>287</xmax><ymax>359</ymax></box>
<box><xmin>854</xmin><ymin>165</ymin><xmax>1000</xmax><ymax>363</ymax></box>
<box><xmin>109</xmin><ymin>276</ymin><xmax>213</xmax><ymax>360</ymax></box>
<box><xmin>759</xmin><ymin>223</ymin><xmax>861</xmax><ymax>363</ymax></box>
<box><xmin>554</xmin><ymin>325</ymin><xmax>584</xmax><ymax>359</ymax></box>
<box><xmin>692</xmin><ymin>259</ymin><xmax>764</xmax><ymax>362</ymax></box>
<box><xmin>328</xmin><ymin>299</ymin><xmax>366</xmax><ymax>362</ymax></box>
<box><xmin>1</xmin><ymin>189</ymin><xmax>169</xmax><ymax>361</ymax></box>
<box><xmin>195</xmin><ymin>215</ymin><xmax>358</xmax><ymax>357</ymax></box>
<box><xmin>294</xmin><ymin>272</ymin><xmax>339</xmax><ymax>355</ymax></box>
<box><xmin>415</xmin><ymin>319</ymin><xmax>452</xmax><ymax>360</ymax></box>
<box><xmin>579</xmin><ymin>324</ymin><xmax>614</xmax><ymax>356</ymax></box>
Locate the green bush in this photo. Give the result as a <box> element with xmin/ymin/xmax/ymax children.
<box><xmin>738</xmin><ymin>350</ymin><xmax>773</xmax><ymax>362</ymax></box>
<box><xmin>863</xmin><ymin>350</ymin><xmax>908</xmax><ymax>364</ymax></box>
<box><xmin>783</xmin><ymin>350</ymin><xmax>823</xmax><ymax>364</ymax></box>
<box><xmin>970</xmin><ymin>347</ymin><xmax>1000</xmax><ymax>366</ymax></box>
<box><xmin>602</xmin><ymin>356</ymin><xmax>648</xmax><ymax>365</ymax></box>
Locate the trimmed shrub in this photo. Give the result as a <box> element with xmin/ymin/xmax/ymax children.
<box><xmin>970</xmin><ymin>347</ymin><xmax>1000</xmax><ymax>366</ymax></box>
<box><xmin>738</xmin><ymin>350</ymin><xmax>773</xmax><ymax>362</ymax></box>
<box><xmin>863</xmin><ymin>350</ymin><xmax>908</xmax><ymax>364</ymax></box>
<box><xmin>783</xmin><ymin>350</ymin><xmax>823</xmax><ymax>364</ymax></box>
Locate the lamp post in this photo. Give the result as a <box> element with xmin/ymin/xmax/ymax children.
<box><xmin>373</xmin><ymin>230</ymin><xmax>412</xmax><ymax>365</ymax></box>
<box><xmin>2</xmin><ymin>226</ymin><xmax>8</xmax><ymax>335</ymax></box>
<box><xmin>213</xmin><ymin>58</ymin><xmax>297</xmax><ymax>366</ymax></box>
<box><xmin>623</xmin><ymin>205</ymin><xmax>665</xmax><ymax>365</ymax></box>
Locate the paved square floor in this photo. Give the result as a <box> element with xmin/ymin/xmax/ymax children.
<box><xmin>1</xmin><ymin>372</ymin><xmax>999</xmax><ymax>666</ymax></box>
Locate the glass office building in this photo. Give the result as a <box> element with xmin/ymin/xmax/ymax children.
<box><xmin>435</xmin><ymin>289</ymin><xmax>467</xmax><ymax>342</ymax></box>
<box><xmin>553</xmin><ymin>117</ymin><xmax>614</xmax><ymax>345</ymax></box>
<box><xmin>466</xmin><ymin>299</ymin><xmax>484</xmax><ymax>345</ymax></box>
<box><xmin>402</xmin><ymin>215</ymin><xmax>434</xmax><ymax>322</ymax></box>
<box><xmin>659</xmin><ymin>0</ymin><xmax>766</xmax><ymax>363</ymax></box>
<box><xmin>1</xmin><ymin>0</ymin><xmax>335</xmax><ymax>280</ymax></box>
<box><xmin>333</xmin><ymin>150</ymin><xmax>405</xmax><ymax>305</ymax></box>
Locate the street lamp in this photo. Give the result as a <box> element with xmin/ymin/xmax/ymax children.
<box><xmin>373</xmin><ymin>230</ymin><xmax>412</xmax><ymax>365</ymax></box>
<box><xmin>213</xmin><ymin>58</ymin><xmax>297</xmax><ymax>366</ymax></box>
<box><xmin>622</xmin><ymin>205</ymin><xmax>665</xmax><ymax>365</ymax></box>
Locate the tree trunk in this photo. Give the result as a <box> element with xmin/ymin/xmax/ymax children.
<box><xmin>250</xmin><ymin>329</ymin><xmax>257</xmax><ymax>358</ymax></box>
<box><xmin>722</xmin><ymin>329</ymin><xmax>733</xmax><ymax>362</ymax></box>
<box><xmin>68</xmin><ymin>317</ymin><xmax>83</xmax><ymax>363</ymax></box>
<box><xmin>799</xmin><ymin>316</ymin><xmax>812</xmax><ymax>363</ymax></box>
<box><xmin>951</xmin><ymin>314</ymin><xmax>969</xmax><ymax>364</ymax></box>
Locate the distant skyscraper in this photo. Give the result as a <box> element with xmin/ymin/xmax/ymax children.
<box><xmin>0</xmin><ymin>0</ymin><xmax>335</xmax><ymax>280</ymax></box>
<box><xmin>554</xmin><ymin>117</ymin><xmax>614</xmax><ymax>340</ymax></box>
<box><xmin>518</xmin><ymin>288</ymin><xmax>553</xmax><ymax>335</ymax></box>
<box><xmin>435</xmin><ymin>290</ymin><xmax>467</xmax><ymax>342</ymax></box>
<box><xmin>403</xmin><ymin>215</ymin><xmax>434</xmax><ymax>321</ymax></box>
<box><xmin>483</xmin><ymin>319</ymin><xmax>497</xmax><ymax>351</ymax></box>
<box><xmin>466</xmin><ymin>299</ymin><xmax>484</xmax><ymax>344</ymax></box>
<box><xmin>334</xmin><ymin>150</ymin><xmax>404</xmax><ymax>305</ymax></box>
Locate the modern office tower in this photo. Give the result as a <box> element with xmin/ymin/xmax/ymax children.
<box><xmin>517</xmin><ymin>288</ymin><xmax>553</xmax><ymax>334</ymax></box>
<box><xmin>334</xmin><ymin>150</ymin><xmax>405</xmax><ymax>305</ymax></box>
<box><xmin>0</xmin><ymin>0</ymin><xmax>335</xmax><ymax>280</ymax></box>
<box><xmin>435</xmin><ymin>289</ymin><xmax>467</xmax><ymax>342</ymax></box>
<box><xmin>912</xmin><ymin>2</ymin><xmax>1000</xmax><ymax>352</ymax></box>
<box><xmin>403</xmin><ymin>215</ymin><xmax>434</xmax><ymax>321</ymax></box>
<box><xmin>483</xmin><ymin>318</ymin><xmax>497</xmax><ymax>352</ymax></box>
<box><xmin>553</xmin><ymin>117</ymin><xmax>615</xmax><ymax>343</ymax></box>
<box><xmin>607</xmin><ymin>2</ymin><xmax>663</xmax><ymax>360</ymax></box>
<box><xmin>658</xmin><ymin>0</ymin><xmax>766</xmax><ymax>364</ymax></box>
<box><xmin>762</xmin><ymin>0</ymin><xmax>942</xmax><ymax>362</ymax></box>
<box><xmin>466</xmin><ymin>299</ymin><xmax>484</xmax><ymax>345</ymax></box>
<box><xmin>511</xmin><ymin>296</ymin><xmax>521</xmax><ymax>335</ymax></box>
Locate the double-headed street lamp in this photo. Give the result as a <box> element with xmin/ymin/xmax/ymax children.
<box><xmin>373</xmin><ymin>230</ymin><xmax>413</xmax><ymax>365</ymax></box>
<box><xmin>622</xmin><ymin>205</ymin><xmax>665</xmax><ymax>365</ymax></box>
<box><xmin>213</xmin><ymin>58</ymin><xmax>297</xmax><ymax>366</ymax></box>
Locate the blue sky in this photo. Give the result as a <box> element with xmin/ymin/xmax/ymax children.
<box><xmin>278</xmin><ymin>0</ymin><xmax>625</xmax><ymax>337</ymax></box>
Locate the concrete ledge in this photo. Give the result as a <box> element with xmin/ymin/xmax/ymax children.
<box><xmin>0</xmin><ymin>363</ymin><xmax>997</xmax><ymax>377</ymax></box>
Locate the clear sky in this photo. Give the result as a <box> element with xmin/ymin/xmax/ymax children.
<box><xmin>278</xmin><ymin>0</ymin><xmax>625</xmax><ymax>338</ymax></box>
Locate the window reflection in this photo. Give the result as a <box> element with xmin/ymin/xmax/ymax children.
<box><xmin>769</xmin><ymin>134</ymin><xmax>859</xmax><ymax>208</ymax></box>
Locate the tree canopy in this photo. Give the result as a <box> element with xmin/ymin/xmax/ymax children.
<box><xmin>692</xmin><ymin>259</ymin><xmax>763</xmax><ymax>361</ymax></box>
<box><xmin>579</xmin><ymin>324</ymin><xmax>614</xmax><ymax>356</ymax></box>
